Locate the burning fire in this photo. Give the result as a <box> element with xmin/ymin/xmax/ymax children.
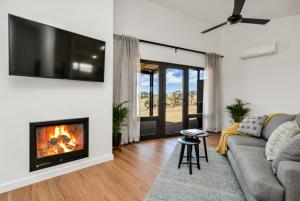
<box><xmin>36</xmin><ymin>125</ymin><xmax>83</xmax><ymax>158</ymax></box>
<box><xmin>51</xmin><ymin>126</ymin><xmax>77</xmax><ymax>153</ymax></box>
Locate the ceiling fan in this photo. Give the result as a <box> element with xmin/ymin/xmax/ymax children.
<box><xmin>201</xmin><ymin>0</ymin><xmax>270</xmax><ymax>34</ymax></box>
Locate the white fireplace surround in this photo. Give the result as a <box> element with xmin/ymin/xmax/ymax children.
<box><xmin>0</xmin><ymin>0</ymin><xmax>113</xmax><ymax>193</ymax></box>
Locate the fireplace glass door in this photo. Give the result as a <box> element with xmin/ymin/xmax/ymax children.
<box><xmin>36</xmin><ymin>124</ymin><xmax>85</xmax><ymax>159</ymax></box>
<box><xmin>30</xmin><ymin>118</ymin><xmax>89</xmax><ymax>171</ymax></box>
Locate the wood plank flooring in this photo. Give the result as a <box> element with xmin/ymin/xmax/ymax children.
<box><xmin>0</xmin><ymin>133</ymin><xmax>220</xmax><ymax>201</ymax></box>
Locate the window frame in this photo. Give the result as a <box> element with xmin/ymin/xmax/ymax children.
<box><xmin>139</xmin><ymin>59</ymin><xmax>204</xmax><ymax>140</ymax></box>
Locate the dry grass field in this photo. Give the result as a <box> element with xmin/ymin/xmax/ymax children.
<box><xmin>139</xmin><ymin>97</ymin><xmax>197</xmax><ymax>123</ymax></box>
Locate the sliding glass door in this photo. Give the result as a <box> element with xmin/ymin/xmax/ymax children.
<box><xmin>187</xmin><ymin>68</ymin><xmax>204</xmax><ymax>129</ymax></box>
<box><xmin>139</xmin><ymin>63</ymin><xmax>160</xmax><ymax>138</ymax></box>
<box><xmin>140</xmin><ymin>60</ymin><xmax>204</xmax><ymax>140</ymax></box>
<box><xmin>164</xmin><ymin>67</ymin><xmax>184</xmax><ymax>134</ymax></box>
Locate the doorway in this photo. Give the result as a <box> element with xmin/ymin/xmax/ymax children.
<box><xmin>139</xmin><ymin>60</ymin><xmax>204</xmax><ymax>140</ymax></box>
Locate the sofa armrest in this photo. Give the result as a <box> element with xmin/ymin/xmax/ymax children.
<box><xmin>277</xmin><ymin>161</ymin><xmax>300</xmax><ymax>201</ymax></box>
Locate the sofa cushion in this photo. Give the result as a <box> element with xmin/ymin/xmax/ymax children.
<box><xmin>272</xmin><ymin>133</ymin><xmax>300</xmax><ymax>174</ymax></box>
<box><xmin>262</xmin><ymin>114</ymin><xmax>296</xmax><ymax>140</ymax></box>
<box><xmin>296</xmin><ymin>114</ymin><xmax>300</xmax><ymax>127</ymax></box>
<box><xmin>265</xmin><ymin>120</ymin><xmax>300</xmax><ymax>161</ymax></box>
<box><xmin>227</xmin><ymin>135</ymin><xmax>267</xmax><ymax>156</ymax></box>
<box><xmin>227</xmin><ymin>135</ymin><xmax>267</xmax><ymax>147</ymax></box>
<box><xmin>233</xmin><ymin>145</ymin><xmax>284</xmax><ymax>201</ymax></box>
<box><xmin>237</xmin><ymin>115</ymin><xmax>267</xmax><ymax>137</ymax></box>
<box><xmin>277</xmin><ymin>161</ymin><xmax>300</xmax><ymax>201</ymax></box>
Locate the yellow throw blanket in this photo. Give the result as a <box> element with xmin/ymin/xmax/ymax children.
<box><xmin>216</xmin><ymin>123</ymin><xmax>240</xmax><ymax>155</ymax></box>
<box><xmin>216</xmin><ymin>113</ymin><xmax>282</xmax><ymax>155</ymax></box>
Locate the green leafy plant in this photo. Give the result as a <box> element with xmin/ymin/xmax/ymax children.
<box><xmin>226</xmin><ymin>98</ymin><xmax>250</xmax><ymax>123</ymax></box>
<box><xmin>113</xmin><ymin>101</ymin><xmax>130</xmax><ymax>135</ymax></box>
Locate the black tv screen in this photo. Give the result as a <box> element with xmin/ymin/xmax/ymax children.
<box><xmin>9</xmin><ymin>15</ymin><xmax>105</xmax><ymax>82</ymax></box>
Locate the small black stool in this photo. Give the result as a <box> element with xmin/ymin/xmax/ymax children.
<box><xmin>177</xmin><ymin>137</ymin><xmax>201</xmax><ymax>175</ymax></box>
<box><xmin>180</xmin><ymin>130</ymin><xmax>209</xmax><ymax>163</ymax></box>
<box><xmin>196</xmin><ymin>133</ymin><xmax>209</xmax><ymax>162</ymax></box>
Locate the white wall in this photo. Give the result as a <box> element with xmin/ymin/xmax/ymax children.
<box><xmin>0</xmin><ymin>0</ymin><xmax>113</xmax><ymax>193</ymax></box>
<box><xmin>114</xmin><ymin>0</ymin><xmax>221</xmax><ymax>67</ymax></box>
<box><xmin>220</xmin><ymin>15</ymin><xmax>300</xmax><ymax>128</ymax></box>
<box><xmin>114</xmin><ymin>0</ymin><xmax>300</xmax><ymax>128</ymax></box>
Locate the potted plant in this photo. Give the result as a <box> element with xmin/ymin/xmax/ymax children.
<box><xmin>226</xmin><ymin>98</ymin><xmax>250</xmax><ymax>123</ymax></box>
<box><xmin>113</xmin><ymin>101</ymin><xmax>129</xmax><ymax>147</ymax></box>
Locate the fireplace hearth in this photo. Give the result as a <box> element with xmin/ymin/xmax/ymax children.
<box><xmin>30</xmin><ymin>118</ymin><xmax>89</xmax><ymax>171</ymax></box>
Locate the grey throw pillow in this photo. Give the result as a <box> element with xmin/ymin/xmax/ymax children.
<box><xmin>272</xmin><ymin>133</ymin><xmax>300</xmax><ymax>174</ymax></box>
<box><xmin>237</xmin><ymin>115</ymin><xmax>268</xmax><ymax>137</ymax></box>
<box><xmin>266</xmin><ymin>120</ymin><xmax>300</xmax><ymax>161</ymax></box>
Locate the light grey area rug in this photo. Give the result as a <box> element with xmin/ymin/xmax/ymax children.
<box><xmin>145</xmin><ymin>144</ymin><xmax>246</xmax><ymax>201</ymax></box>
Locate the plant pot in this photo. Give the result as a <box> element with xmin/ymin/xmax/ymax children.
<box><xmin>113</xmin><ymin>133</ymin><xmax>122</xmax><ymax>147</ymax></box>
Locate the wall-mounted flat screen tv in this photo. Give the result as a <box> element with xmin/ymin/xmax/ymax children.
<box><xmin>9</xmin><ymin>15</ymin><xmax>105</xmax><ymax>82</ymax></box>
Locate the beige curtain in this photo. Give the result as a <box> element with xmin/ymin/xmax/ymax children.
<box><xmin>203</xmin><ymin>53</ymin><xmax>222</xmax><ymax>132</ymax></box>
<box><xmin>113</xmin><ymin>35</ymin><xmax>140</xmax><ymax>144</ymax></box>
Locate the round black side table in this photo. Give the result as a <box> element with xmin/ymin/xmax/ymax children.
<box><xmin>180</xmin><ymin>129</ymin><xmax>209</xmax><ymax>162</ymax></box>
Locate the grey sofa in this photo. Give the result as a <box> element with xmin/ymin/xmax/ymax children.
<box><xmin>226</xmin><ymin>114</ymin><xmax>300</xmax><ymax>201</ymax></box>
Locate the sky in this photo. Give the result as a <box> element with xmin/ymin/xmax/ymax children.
<box><xmin>140</xmin><ymin>69</ymin><xmax>204</xmax><ymax>94</ymax></box>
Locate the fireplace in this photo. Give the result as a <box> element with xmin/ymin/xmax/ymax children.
<box><xmin>30</xmin><ymin>118</ymin><xmax>89</xmax><ymax>171</ymax></box>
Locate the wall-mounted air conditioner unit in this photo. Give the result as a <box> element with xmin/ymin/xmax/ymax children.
<box><xmin>240</xmin><ymin>43</ymin><xmax>277</xmax><ymax>59</ymax></box>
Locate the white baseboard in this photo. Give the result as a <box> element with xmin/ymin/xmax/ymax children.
<box><xmin>0</xmin><ymin>154</ymin><xmax>114</xmax><ymax>194</ymax></box>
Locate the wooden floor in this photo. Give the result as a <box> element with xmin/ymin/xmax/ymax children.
<box><xmin>0</xmin><ymin>133</ymin><xmax>220</xmax><ymax>201</ymax></box>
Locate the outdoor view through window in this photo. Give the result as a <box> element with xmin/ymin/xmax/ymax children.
<box><xmin>139</xmin><ymin>61</ymin><xmax>204</xmax><ymax>138</ymax></box>
<box><xmin>140</xmin><ymin>63</ymin><xmax>159</xmax><ymax>117</ymax></box>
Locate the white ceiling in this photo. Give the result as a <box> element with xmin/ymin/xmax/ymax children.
<box><xmin>147</xmin><ymin>0</ymin><xmax>300</xmax><ymax>24</ymax></box>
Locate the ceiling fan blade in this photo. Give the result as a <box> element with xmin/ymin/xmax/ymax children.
<box><xmin>233</xmin><ymin>0</ymin><xmax>245</xmax><ymax>15</ymax></box>
<box><xmin>241</xmin><ymin>18</ymin><xmax>270</xmax><ymax>24</ymax></box>
<box><xmin>201</xmin><ymin>22</ymin><xmax>227</xmax><ymax>34</ymax></box>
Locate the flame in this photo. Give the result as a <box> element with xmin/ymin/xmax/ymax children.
<box><xmin>37</xmin><ymin>125</ymin><xmax>82</xmax><ymax>158</ymax></box>
<box><xmin>52</xmin><ymin>126</ymin><xmax>71</xmax><ymax>138</ymax></box>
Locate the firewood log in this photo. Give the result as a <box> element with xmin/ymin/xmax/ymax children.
<box><xmin>61</xmin><ymin>135</ymin><xmax>71</xmax><ymax>144</ymax></box>
<box><xmin>48</xmin><ymin>137</ymin><xmax>58</xmax><ymax>145</ymax></box>
<box><xmin>66</xmin><ymin>144</ymin><xmax>75</xmax><ymax>150</ymax></box>
<box><xmin>55</xmin><ymin>145</ymin><xmax>65</xmax><ymax>154</ymax></box>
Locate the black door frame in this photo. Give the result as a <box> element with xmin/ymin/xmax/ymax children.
<box><xmin>140</xmin><ymin>59</ymin><xmax>204</xmax><ymax>140</ymax></box>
